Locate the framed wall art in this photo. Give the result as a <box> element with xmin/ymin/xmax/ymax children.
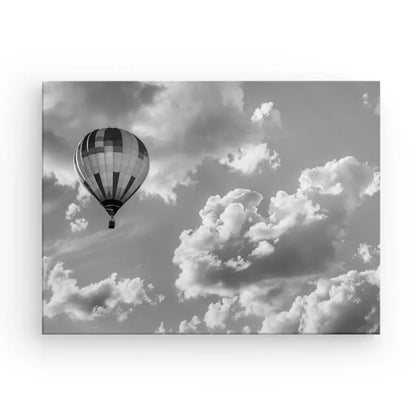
<box><xmin>42</xmin><ymin>81</ymin><xmax>380</xmax><ymax>334</ymax></box>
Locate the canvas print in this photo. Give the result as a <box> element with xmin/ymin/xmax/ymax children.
<box><xmin>42</xmin><ymin>81</ymin><xmax>380</xmax><ymax>334</ymax></box>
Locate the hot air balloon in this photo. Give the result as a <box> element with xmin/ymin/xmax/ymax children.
<box><xmin>73</xmin><ymin>128</ymin><xmax>149</xmax><ymax>229</ymax></box>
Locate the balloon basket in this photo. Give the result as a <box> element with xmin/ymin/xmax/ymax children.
<box><xmin>109</xmin><ymin>218</ymin><xmax>115</xmax><ymax>229</ymax></box>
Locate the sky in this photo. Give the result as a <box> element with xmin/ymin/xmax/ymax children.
<box><xmin>42</xmin><ymin>81</ymin><xmax>380</xmax><ymax>334</ymax></box>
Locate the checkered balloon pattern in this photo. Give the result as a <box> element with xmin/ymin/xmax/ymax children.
<box><xmin>73</xmin><ymin>128</ymin><xmax>149</xmax><ymax>217</ymax></box>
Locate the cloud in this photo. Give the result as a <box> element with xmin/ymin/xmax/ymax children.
<box><xmin>44</xmin><ymin>82</ymin><xmax>282</xmax><ymax>203</ymax></box>
<box><xmin>155</xmin><ymin>321</ymin><xmax>166</xmax><ymax>334</ymax></box>
<box><xmin>203</xmin><ymin>297</ymin><xmax>237</xmax><ymax>330</ymax></box>
<box><xmin>43</xmin><ymin>130</ymin><xmax>79</xmax><ymax>187</ymax></box>
<box><xmin>156</xmin><ymin>294</ymin><xmax>166</xmax><ymax>304</ymax></box>
<box><xmin>242</xmin><ymin>325</ymin><xmax>252</xmax><ymax>334</ymax></box>
<box><xmin>225</xmin><ymin>256</ymin><xmax>251</xmax><ymax>271</ymax></box>
<box><xmin>357</xmin><ymin>243</ymin><xmax>372</xmax><ymax>264</ymax></box>
<box><xmin>362</xmin><ymin>93</ymin><xmax>380</xmax><ymax>117</ymax></box>
<box><xmin>249</xmin><ymin>240</ymin><xmax>275</xmax><ymax>258</ymax></box>
<box><xmin>43</xmin><ymin>256</ymin><xmax>52</xmax><ymax>290</ymax></box>
<box><xmin>236</xmin><ymin>277</ymin><xmax>315</xmax><ymax>320</ymax></box>
<box><xmin>174</xmin><ymin>156</ymin><xmax>380</xmax><ymax>299</ymax></box>
<box><xmin>44</xmin><ymin>214</ymin><xmax>154</xmax><ymax>259</ymax></box>
<box><xmin>76</xmin><ymin>183</ymin><xmax>91</xmax><ymax>205</ymax></box>
<box><xmin>43</xmin><ymin>259</ymin><xmax>163</xmax><ymax>322</ymax></box>
<box><xmin>298</xmin><ymin>157</ymin><xmax>380</xmax><ymax>210</ymax></box>
<box><xmin>43</xmin><ymin>82</ymin><xmax>165</xmax><ymax>134</ymax></box>
<box><xmin>64</xmin><ymin>184</ymin><xmax>91</xmax><ymax>221</ymax></box>
<box><xmin>65</xmin><ymin>203</ymin><xmax>80</xmax><ymax>220</ymax></box>
<box><xmin>178</xmin><ymin>315</ymin><xmax>202</xmax><ymax>333</ymax></box>
<box><xmin>64</xmin><ymin>183</ymin><xmax>92</xmax><ymax>231</ymax></box>
<box><xmin>219</xmin><ymin>143</ymin><xmax>280</xmax><ymax>175</ymax></box>
<box><xmin>138</xmin><ymin>84</ymin><xmax>282</xmax><ymax>202</ymax></box>
<box><xmin>260</xmin><ymin>268</ymin><xmax>380</xmax><ymax>334</ymax></box>
<box><xmin>251</xmin><ymin>101</ymin><xmax>282</xmax><ymax>128</ymax></box>
<box><xmin>355</xmin><ymin>243</ymin><xmax>380</xmax><ymax>264</ymax></box>
<box><xmin>70</xmin><ymin>218</ymin><xmax>88</xmax><ymax>232</ymax></box>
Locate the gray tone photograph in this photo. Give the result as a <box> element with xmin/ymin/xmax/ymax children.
<box><xmin>42</xmin><ymin>81</ymin><xmax>380</xmax><ymax>334</ymax></box>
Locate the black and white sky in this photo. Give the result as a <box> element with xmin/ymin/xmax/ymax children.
<box><xmin>42</xmin><ymin>81</ymin><xmax>380</xmax><ymax>334</ymax></box>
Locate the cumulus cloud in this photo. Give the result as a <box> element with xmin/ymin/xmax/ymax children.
<box><xmin>362</xmin><ymin>93</ymin><xmax>370</xmax><ymax>108</ymax></box>
<box><xmin>250</xmin><ymin>240</ymin><xmax>275</xmax><ymax>258</ymax></box>
<box><xmin>225</xmin><ymin>256</ymin><xmax>251</xmax><ymax>271</ymax></box>
<box><xmin>70</xmin><ymin>218</ymin><xmax>88</xmax><ymax>232</ymax></box>
<box><xmin>357</xmin><ymin>243</ymin><xmax>372</xmax><ymax>264</ymax></box>
<box><xmin>355</xmin><ymin>243</ymin><xmax>380</xmax><ymax>264</ymax></box>
<box><xmin>76</xmin><ymin>183</ymin><xmax>91</xmax><ymax>205</ymax></box>
<box><xmin>242</xmin><ymin>325</ymin><xmax>252</xmax><ymax>334</ymax></box>
<box><xmin>138</xmin><ymin>85</ymin><xmax>282</xmax><ymax>202</ymax></box>
<box><xmin>260</xmin><ymin>268</ymin><xmax>380</xmax><ymax>334</ymax></box>
<box><xmin>204</xmin><ymin>297</ymin><xmax>237</xmax><ymax>330</ymax></box>
<box><xmin>65</xmin><ymin>203</ymin><xmax>80</xmax><ymax>220</ymax></box>
<box><xmin>251</xmin><ymin>102</ymin><xmax>282</xmax><ymax>128</ymax></box>
<box><xmin>237</xmin><ymin>277</ymin><xmax>316</xmax><ymax>320</ymax></box>
<box><xmin>44</xmin><ymin>82</ymin><xmax>282</xmax><ymax>203</ymax></box>
<box><xmin>65</xmin><ymin>183</ymin><xmax>91</xmax><ymax>218</ymax></box>
<box><xmin>43</xmin><ymin>130</ymin><xmax>80</xmax><ymax>187</ymax></box>
<box><xmin>298</xmin><ymin>157</ymin><xmax>380</xmax><ymax>210</ymax></box>
<box><xmin>155</xmin><ymin>321</ymin><xmax>166</xmax><ymax>334</ymax></box>
<box><xmin>157</xmin><ymin>294</ymin><xmax>166</xmax><ymax>303</ymax></box>
<box><xmin>43</xmin><ymin>82</ymin><xmax>165</xmax><ymax>136</ymax></box>
<box><xmin>178</xmin><ymin>315</ymin><xmax>202</xmax><ymax>333</ymax></box>
<box><xmin>219</xmin><ymin>143</ymin><xmax>280</xmax><ymax>175</ymax></box>
<box><xmin>43</xmin><ymin>259</ymin><xmax>163</xmax><ymax>322</ymax></box>
<box><xmin>64</xmin><ymin>184</ymin><xmax>92</xmax><ymax>230</ymax></box>
<box><xmin>174</xmin><ymin>156</ymin><xmax>380</xmax><ymax>299</ymax></box>
<box><xmin>362</xmin><ymin>93</ymin><xmax>380</xmax><ymax>117</ymax></box>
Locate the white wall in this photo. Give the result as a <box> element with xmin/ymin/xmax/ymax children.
<box><xmin>1</xmin><ymin>1</ymin><xmax>414</xmax><ymax>414</ymax></box>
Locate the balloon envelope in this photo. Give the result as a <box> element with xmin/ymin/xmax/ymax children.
<box><xmin>73</xmin><ymin>127</ymin><xmax>149</xmax><ymax>218</ymax></box>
